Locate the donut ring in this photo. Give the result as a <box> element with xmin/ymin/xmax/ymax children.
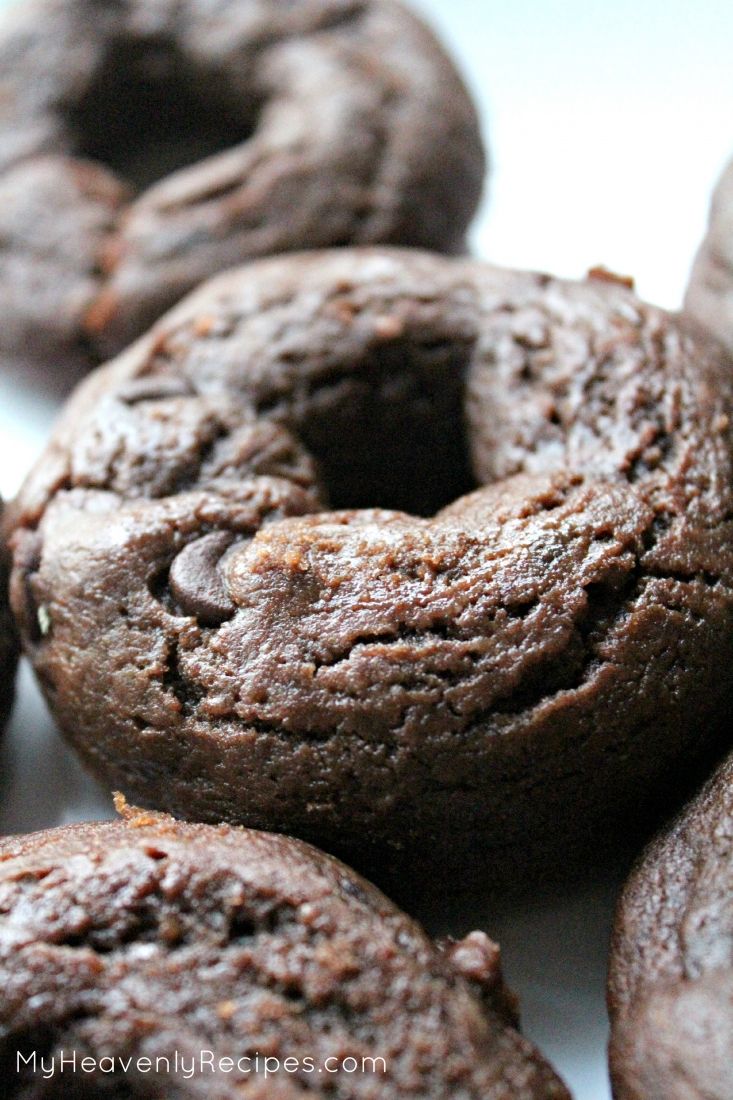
<box><xmin>608</xmin><ymin>752</ymin><xmax>733</xmax><ymax>1100</ymax></box>
<box><xmin>0</xmin><ymin>806</ymin><xmax>570</xmax><ymax>1099</ymax></box>
<box><xmin>0</xmin><ymin>0</ymin><xmax>484</xmax><ymax>368</ymax></box>
<box><xmin>685</xmin><ymin>156</ymin><xmax>733</xmax><ymax>357</ymax></box>
<box><xmin>0</xmin><ymin>500</ymin><xmax>18</xmax><ymax>730</ymax></box>
<box><xmin>10</xmin><ymin>247</ymin><xmax>733</xmax><ymax>879</ymax></box>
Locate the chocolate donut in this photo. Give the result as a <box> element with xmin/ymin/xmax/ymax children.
<box><xmin>9</xmin><ymin>247</ymin><xmax>733</xmax><ymax>880</ymax></box>
<box><xmin>608</xmin><ymin>752</ymin><xmax>733</xmax><ymax>1100</ymax></box>
<box><xmin>0</xmin><ymin>497</ymin><xmax>19</xmax><ymax>730</ymax></box>
<box><xmin>0</xmin><ymin>805</ymin><xmax>569</xmax><ymax>1098</ymax></box>
<box><xmin>685</xmin><ymin>156</ymin><xmax>733</xmax><ymax>356</ymax></box>
<box><xmin>0</xmin><ymin>0</ymin><xmax>484</xmax><ymax>373</ymax></box>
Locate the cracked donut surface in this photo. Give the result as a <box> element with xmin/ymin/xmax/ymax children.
<box><xmin>608</xmin><ymin>752</ymin><xmax>733</xmax><ymax>1100</ymax></box>
<box><xmin>9</xmin><ymin>247</ymin><xmax>733</xmax><ymax>879</ymax></box>
<box><xmin>0</xmin><ymin>0</ymin><xmax>484</xmax><ymax>371</ymax></box>
<box><xmin>0</xmin><ymin>807</ymin><xmax>570</xmax><ymax>1099</ymax></box>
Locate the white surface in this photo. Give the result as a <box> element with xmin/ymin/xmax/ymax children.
<box><xmin>415</xmin><ymin>0</ymin><xmax>733</xmax><ymax>310</ymax></box>
<box><xmin>2</xmin><ymin>1</ymin><xmax>733</xmax><ymax>1096</ymax></box>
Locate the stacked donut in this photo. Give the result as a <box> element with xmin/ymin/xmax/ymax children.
<box><xmin>2</xmin><ymin>1</ymin><xmax>733</xmax><ymax>1097</ymax></box>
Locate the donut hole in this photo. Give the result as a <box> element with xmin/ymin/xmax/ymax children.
<box><xmin>67</xmin><ymin>37</ymin><xmax>260</xmax><ymax>193</ymax></box>
<box><xmin>286</xmin><ymin>338</ymin><xmax>477</xmax><ymax>516</ymax></box>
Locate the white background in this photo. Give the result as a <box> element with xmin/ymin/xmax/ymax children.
<box><xmin>1</xmin><ymin>1</ymin><xmax>733</xmax><ymax>1096</ymax></box>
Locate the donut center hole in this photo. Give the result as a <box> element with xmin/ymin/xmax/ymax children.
<box><xmin>286</xmin><ymin>339</ymin><xmax>477</xmax><ymax>516</ymax></box>
<box><xmin>68</xmin><ymin>38</ymin><xmax>260</xmax><ymax>193</ymax></box>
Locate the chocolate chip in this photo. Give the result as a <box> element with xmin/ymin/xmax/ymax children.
<box><xmin>168</xmin><ymin>532</ymin><xmax>236</xmax><ymax>626</ymax></box>
<box><xmin>117</xmin><ymin>375</ymin><xmax>194</xmax><ymax>405</ymax></box>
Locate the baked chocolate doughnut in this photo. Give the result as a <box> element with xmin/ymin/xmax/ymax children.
<box><xmin>0</xmin><ymin>805</ymin><xmax>569</xmax><ymax>1098</ymax></box>
<box><xmin>685</xmin><ymin>157</ymin><xmax>733</xmax><ymax>356</ymax></box>
<box><xmin>0</xmin><ymin>497</ymin><xmax>19</xmax><ymax>729</ymax></box>
<box><xmin>608</xmin><ymin>752</ymin><xmax>733</xmax><ymax>1100</ymax></box>
<box><xmin>9</xmin><ymin>247</ymin><xmax>733</xmax><ymax>880</ymax></box>
<box><xmin>0</xmin><ymin>0</ymin><xmax>484</xmax><ymax>373</ymax></box>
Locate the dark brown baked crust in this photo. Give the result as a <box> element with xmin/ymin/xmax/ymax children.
<box><xmin>0</xmin><ymin>0</ymin><xmax>484</xmax><ymax>371</ymax></box>
<box><xmin>685</xmin><ymin>156</ymin><xmax>733</xmax><ymax>356</ymax></box>
<box><xmin>0</xmin><ymin>808</ymin><xmax>569</xmax><ymax>1098</ymax></box>
<box><xmin>608</xmin><ymin>752</ymin><xmax>733</xmax><ymax>1100</ymax></box>
<box><xmin>9</xmin><ymin>247</ymin><xmax>733</xmax><ymax>881</ymax></box>
<box><xmin>0</xmin><ymin>497</ymin><xmax>19</xmax><ymax>730</ymax></box>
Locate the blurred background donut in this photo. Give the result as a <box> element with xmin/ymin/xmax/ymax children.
<box><xmin>685</xmin><ymin>156</ymin><xmax>733</xmax><ymax>357</ymax></box>
<box><xmin>0</xmin><ymin>0</ymin><xmax>485</xmax><ymax>370</ymax></box>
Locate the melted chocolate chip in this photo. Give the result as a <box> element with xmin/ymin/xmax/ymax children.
<box><xmin>168</xmin><ymin>532</ymin><xmax>236</xmax><ymax>626</ymax></box>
